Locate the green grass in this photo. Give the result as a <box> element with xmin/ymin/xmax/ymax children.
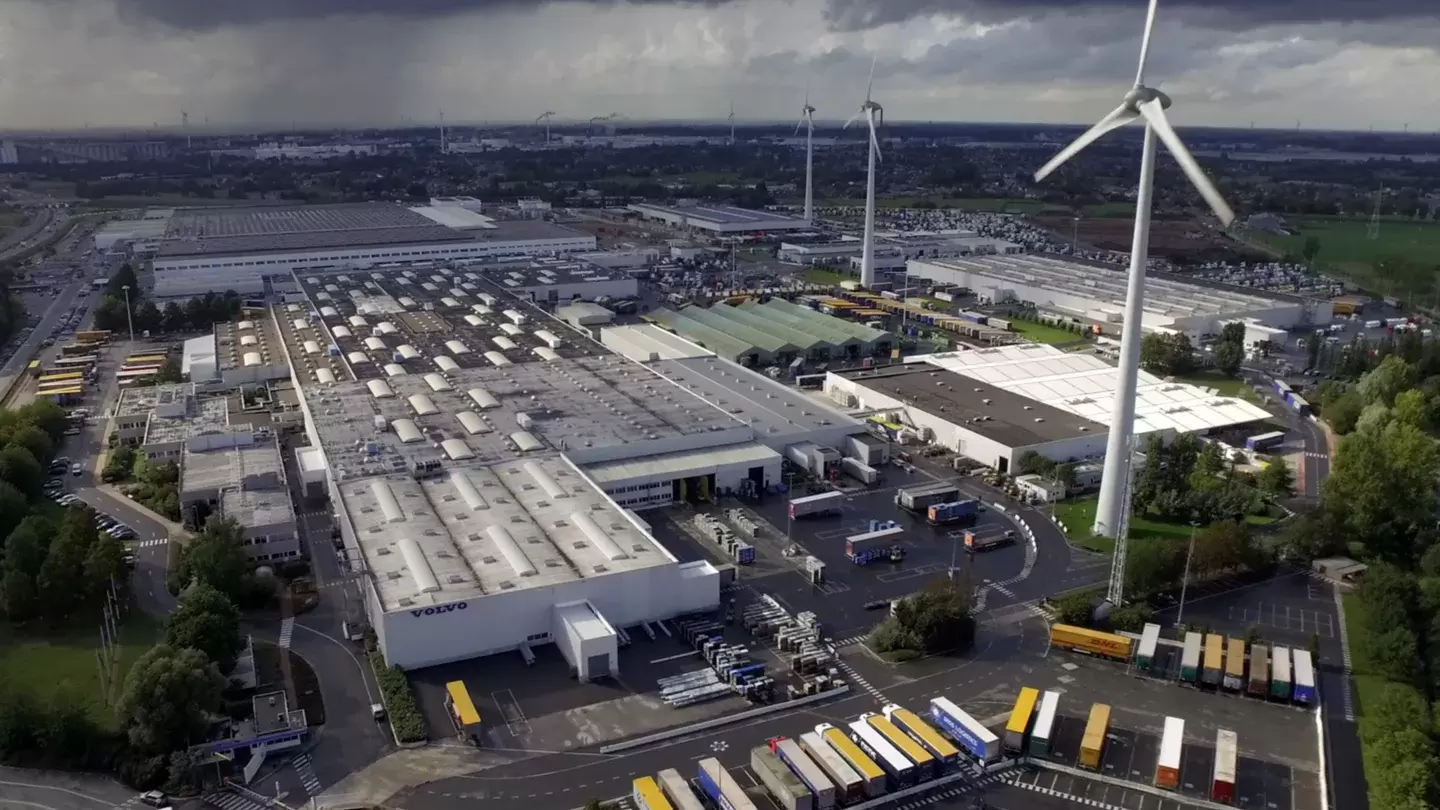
<box><xmin>802</xmin><ymin>268</ymin><xmax>854</xmax><ymax>285</ymax></box>
<box><xmin>1174</xmin><ymin>371</ymin><xmax>1257</xmax><ymax>401</ymax></box>
<box><xmin>1341</xmin><ymin>592</ymin><xmax>1390</xmax><ymax>792</ymax></box>
<box><xmin>1082</xmin><ymin>202</ymin><xmax>1137</xmax><ymax>218</ymax></box>
<box><xmin>1052</xmin><ymin>497</ymin><xmax>1198</xmax><ymax>553</ymax></box>
<box><xmin>1010</xmin><ymin>319</ymin><xmax>1086</xmax><ymax>345</ymax></box>
<box><xmin>1247</xmin><ymin>216</ymin><xmax>1440</xmax><ymax>291</ymax></box>
<box><xmin>0</xmin><ymin>610</ymin><xmax>162</xmax><ymax>730</ymax></box>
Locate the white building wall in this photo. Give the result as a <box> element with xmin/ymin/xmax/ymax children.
<box><xmin>517</xmin><ymin>278</ymin><xmax>637</xmax><ymax>303</ymax></box>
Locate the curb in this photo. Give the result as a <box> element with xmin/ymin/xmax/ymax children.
<box><xmin>597</xmin><ymin>685</ymin><xmax>851</xmax><ymax>754</ymax></box>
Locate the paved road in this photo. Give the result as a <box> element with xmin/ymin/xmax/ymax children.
<box><xmin>0</xmin><ymin>765</ymin><xmax>134</xmax><ymax>810</ymax></box>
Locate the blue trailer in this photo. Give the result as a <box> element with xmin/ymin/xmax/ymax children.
<box><xmin>1291</xmin><ymin>649</ymin><xmax>1317</xmax><ymax>705</ymax></box>
<box><xmin>927</xmin><ymin>499</ymin><xmax>980</xmax><ymax>526</ymax></box>
<box><xmin>698</xmin><ymin>758</ymin><xmax>759</xmax><ymax>810</ymax></box>
<box><xmin>929</xmin><ymin>696</ymin><xmax>1000</xmax><ymax>764</ymax></box>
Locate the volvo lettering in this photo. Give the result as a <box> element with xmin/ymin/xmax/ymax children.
<box><xmin>412</xmin><ymin>602</ymin><xmax>468</xmax><ymax>618</ymax></box>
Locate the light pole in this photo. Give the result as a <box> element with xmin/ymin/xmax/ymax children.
<box><xmin>120</xmin><ymin>284</ymin><xmax>135</xmax><ymax>343</ymax></box>
<box><xmin>1174</xmin><ymin>520</ymin><xmax>1201</xmax><ymax>627</ymax></box>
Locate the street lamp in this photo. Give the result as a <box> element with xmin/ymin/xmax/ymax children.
<box><xmin>1174</xmin><ymin>520</ymin><xmax>1201</xmax><ymax>628</ymax></box>
<box><xmin>120</xmin><ymin>284</ymin><xmax>135</xmax><ymax>343</ymax></box>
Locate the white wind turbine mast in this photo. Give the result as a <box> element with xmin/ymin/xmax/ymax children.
<box><xmin>536</xmin><ymin>111</ymin><xmax>556</xmax><ymax>144</ymax></box>
<box><xmin>795</xmin><ymin>83</ymin><xmax>817</xmax><ymax>222</ymax></box>
<box><xmin>844</xmin><ymin>54</ymin><xmax>883</xmax><ymax>287</ymax></box>
<box><xmin>1032</xmin><ymin>0</ymin><xmax>1236</xmax><ymax>581</ymax></box>
<box><xmin>728</xmin><ymin>98</ymin><xmax>737</xmax><ymax>146</ymax></box>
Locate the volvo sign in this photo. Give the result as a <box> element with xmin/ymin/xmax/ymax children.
<box><xmin>411</xmin><ymin>602</ymin><xmax>468</xmax><ymax>618</ymax></box>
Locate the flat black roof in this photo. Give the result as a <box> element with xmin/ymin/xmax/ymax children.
<box><xmin>845</xmin><ymin>366</ymin><xmax>1105</xmax><ymax>447</ymax></box>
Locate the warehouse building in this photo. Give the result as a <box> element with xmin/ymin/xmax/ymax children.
<box><xmin>627</xmin><ymin>202</ymin><xmax>811</xmax><ymax>236</ymax></box>
<box><xmin>139</xmin><ymin>204</ymin><xmax>596</xmax><ymax>299</ymax></box>
<box><xmin>645</xmin><ymin>299</ymin><xmax>893</xmax><ymax>367</ymax></box>
<box><xmin>471</xmin><ymin>257</ymin><xmax>638</xmax><ymax>304</ymax></box>
<box><xmin>907</xmin><ymin>255</ymin><xmax>1331</xmax><ymax>336</ymax></box>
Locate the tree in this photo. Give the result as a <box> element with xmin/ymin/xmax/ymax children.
<box><xmin>882</xmin><ymin>577</ymin><xmax>978</xmax><ymax>655</ymax></box>
<box><xmin>119</xmin><ymin>645</ymin><xmax>227</xmax><ymax>754</ymax></box>
<box><xmin>1359</xmin><ymin>355</ymin><xmax>1413</xmax><ymax>408</ymax></box>
<box><xmin>1322</xmin><ymin>389</ymin><xmax>1365</xmax><ymax>434</ymax></box>
<box><xmin>170</xmin><ymin>518</ymin><xmax>249</xmax><ymax>600</ymax></box>
<box><xmin>1</xmin><ymin>516</ymin><xmax>52</xmax><ymax>621</ymax></box>
<box><xmin>161</xmin><ymin>301</ymin><xmax>186</xmax><ymax>333</ymax></box>
<box><xmin>1302</xmin><ymin>236</ymin><xmax>1322</xmax><ymax>265</ymax></box>
<box><xmin>90</xmin><ymin>296</ymin><xmax>129</xmax><ymax>334</ymax></box>
<box><xmin>134</xmin><ymin>301</ymin><xmax>162</xmax><ymax>334</ymax></box>
<box><xmin>1125</xmin><ymin>538</ymin><xmax>1184</xmax><ymax>595</ymax></box>
<box><xmin>0</xmin><ymin>481</ymin><xmax>27</xmax><ymax>539</ymax></box>
<box><xmin>1191</xmin><ymin>519</ymin><xmax>1250</xmax><ymax>579</ymax></box>
<box><xmin>16</xmin><ymin>400</ymin><xmax>70</xmax><ymax>444</ymax></box>
<box><xmin>0</xmin><ymin>445</ymin><xmax>42</xmax><ymax>499</ymax></box>
<box><xmin>36</xmin><ymin>523</ymin><xmax>90</xmax><ymax>619</ymax></box>
<box><xmin>1324</xmin><ymin>419</ymin><xmax>1440</xmax><ymax>562</ymax></box>
<box><xmin>1220</xmin><ymin>321</ymin><xmax>1246</xmax><ymax>346</ymax></box>
<box><xmin>154</xmin><ymin>357</ymin><xmax>182</xmax><ymax>384</ymax></box>
<box><xmin>165</xmin><ymin>584</ymin><xmax>243</xmax><ymax>673</ymax></box>
<box><xmin>83</xmin><ymin>536</ymin><xmax>127</xmax><ymax>599</ymax></box>
<box><xmin>8</xmin><ymin>425</ymin><xmax>53</xmax><ymax>466</ymax></box>
<box><xmin>1257</xmin><ymin>457</ymin><xmax>1294</xmax><ymax>499</ymax></box>
<box><xmin>1140</xmin><ymin>332</ymin><xmax>1196</xmax><ymax>376</ymax></box>
<box><xmin>1392</xmin><ymin>388</ymin><xmax>1431</xmax><ymax>431</ymax></box>
<box><xmin>1214</xmin><ymin>340</ymin><xmax>1243</xmax><ymax>377</ymax></box>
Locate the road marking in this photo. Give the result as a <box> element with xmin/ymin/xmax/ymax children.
<box><xmin>278</xmin><ymin>617</ymin><xmax>294</xmax><ymax>649</ymax></box>
<box><xmin>291</xmin><ymin>753</ymin><xmax>323</xmax><ymax>795</ymax></box>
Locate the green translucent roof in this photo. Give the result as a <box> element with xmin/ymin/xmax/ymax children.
<box><xmin>756</xmin><ymin>299</ymin><xmax>892</xmax><ymax>344</ymax></box>
<box><xmin>702</xmin><ymin>304</ymin><xmax>827</xmax><ymax>351</ymax></box>
<box><xmin>647</xmin><ymin>309</ymin><xmax>759</xmax><ymax>360</ymax></box>
<box><xmin>740</xmin><ymin>301</ymin><xmax>860</xmax><ymax>347</ymax></box>
<box><xmin>681</xmin><ymin>306</ymin><xmax>797</xmax><ymax>353</ymax></box>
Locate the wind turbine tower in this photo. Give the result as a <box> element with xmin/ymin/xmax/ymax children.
<box><xmin>439</xmin><ymin>109</ymin><xmax>447</xmax><ymax>153</ymax></box>
<box><xmin>844</xmin><ymin>56</ymin><xmax>884</xmax><ymax>288</ymax></box>
<box><xmin>795</xmin><ymin>87</ymin><xmax>817</xmax><ymax>223</ymax></box>
<box><xmin>181</xmin><ymin>110</ymin><xmax>190</xmax><ymax>148</ymax></box>
<box><xmin>536</xmin><ymin>111</ymin><xmax>556</xmax><ymax>143</ymax></box>
<box><xmin>728</xmin><ymin>99</ymin><xmax>736</xmax><ymax>146</ymax></box>
<box><xmin>1369</xmin><ymin>187</ymin><xmax>1384</xmax><ymax>240</ymax></box>
<box><xmin>1032</xmin><ymin>0</ymin><xmax>1235</xmax><ymax>604</ymax></box>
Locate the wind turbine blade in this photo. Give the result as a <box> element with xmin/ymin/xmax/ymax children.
<box><xmin>795</xmin><ymin>118</ymin><xmax>805</xmax><ymax>137</ymax></box>
<box><xmin>867</xmin><ymin>110</ymin><xmax>882</xmax><ymax>163</ymax></box>
<box><xmin>1033</xmin><ymin>104</ymin><xmax>1138</xmax><ymax>182</ymax></box>
<box><xmin>1134</xmin><ymin>0</ymin><xmax>1160</xmax><ymax>87</ymax></box>
<box><xmin>843</xmin><ymin>109</ymin><xmax>861</xmax><ymax>130</ymax></box>
<box><xmin>866</xmin><ymin>53</ymin><xmax>877</xmax><ymax>101</ymax></box>
<box><xmin>1138</xmin><ymin>100</ymin><xmax>1236</xmax><ymax>226</ymax></box>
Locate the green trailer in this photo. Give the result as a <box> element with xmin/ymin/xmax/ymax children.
<box><xmin>1179</xmin><ymin>632</ymin><xmax>1202</xmax><ymax>682</ymax></box>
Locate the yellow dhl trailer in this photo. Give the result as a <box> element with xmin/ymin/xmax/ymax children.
<box><xmin>1049</xmin><ymin>625</ymin><xmax>1134</xmax><ymax>661</ymax></box>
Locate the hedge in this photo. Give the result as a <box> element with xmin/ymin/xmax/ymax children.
<box><xmin>369</xmin><ymin>652</ymin><xmax>426</xmax><ymax>744</ymax></box>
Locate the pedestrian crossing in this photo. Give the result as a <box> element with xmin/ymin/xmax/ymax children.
<box><xmin>834</xmin><ymin>657</ymin><xmax>888</xmax><ymax>702</ymax></box>
<box><xmin>279</xmin><ymin>617</ymin><xmax>294</xmax><ymax>649</ymax></box>
<box><xmin>1333</xmin><ymin>587</ymin><xmax>1357</xmax><ymax>721</ymax></box>
<box><xmin>127</xmin><ymin>538</ymin><xmax>167</xmax><ymax>548</ymax></box>
<box><xmin>888</xmin><ymin>767</ymin><xmax>1020</xmax><ymax>810</ymax></box>
<box><xmin>831</xmin><ymin>634</ymin><xmax>867</xmax><ymax>648</ymax></box>
<box><xmin>1006</xmin><ymin>778</ymin><xmax>1124</xmax><ymax>809</ymax></box>
<box><xmin>205</xmin><ymin>790</ymin><xmax>269</xmax><ymax>810</ymax></box>
<box><xmin>292</xmin><ymin>753</ymin><xmax>323</xmax><ymax>795</ymax></box>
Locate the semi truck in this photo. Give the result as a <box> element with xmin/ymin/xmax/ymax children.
<box><xmin>845</xmin><ymin>527</ymin><xmax>905</xmax><ymax>565</ymax></box>
<box><xmin>847</xmin><ymin>718</ymin><xmax>916</xmax><ymax>791</ymax></box>
<box><xmin>925</xmin><ymin>499</ymin><xmax>979</xmax><ymax>526</ymax></box>
<box><xmin>861</xmin><ymin>712</ymin><xmax>937</xmax><ymax>780</ymax></box>
<box><xmin>1223</xmin><ymin>638</ymin><xmax>1246</xmax><ymax>692</ymax></box>
<box><xmin>1078</xmin><ymin>704</ymin><xmax>1110</xmax><ymax>770</ymax></box>
<box><xmin>963</xmin><ymin>528</ymin><xmax>1016</xmax><ymax>552</ymax></box>
<box><xmin>656</xmin><ymin>769</ymin><xmax>706</xmax><ymax>810</ymax></box>
<box><xmin>1271</xmin><ymin>646</ymin><xmax>1293</xmax><ymax>700</ymax></box>
<box><xmin>1049</xmin><ymin>625</ymin><xmax>1134</xmax><ymax>660</ymax></box>
<box><xmin>1155</xmin><ymin>717</ymin><xmax>1184</xmax><ymax>789</ymax></box>
<box><xmin>895</xmin><ymin>483</ymin><xmax>960</xmax><ymax>513</ymax></box>
<box><xmin>1291</xmin><ymin>649</ymin><xmax>1316</xmax><ymax>704</ymax></box>
<box><xmin>1202</xmin><ymin>634</ymin><xmax>1225</xmax><ymax>687</ymax></box>
<box><xmin>697</xmin><ymin>758</ymin><xmax>758</xmax><ymax>810</ymax></box>
<box><xmin>814</xmin><ymin>724</ymin><xmax>884</xmax><ymax>798</ymax></box>
<box><xmin>1180</xmin><ymin>632</ymin><xmax>1203</xmax><ymax>682</ymax></box>
<box><xmin>634</xmin><ymin>777</ymin><xmax>675</xmax><ymax>810</ymax></box>
<box><xmin>929</xmin><ymin>696</ymin><xmax>1000</xmax><ymax>764</ymax></box>
<box><xmin>790</xmin><ymin>492</ymin><xmax>844</xmax><ymax>519</ymax></box>
<box><xmin>1212</xmin><ymin>729</ymin><xmax>1238</xmax><ymax>803</ymax></box>
<box><xmin>750</xmin><ymin>746</ymin><xmax>812</xmax><ymax>810</ymax></box>
<box><xmin>797</xmin><ymin>731</ymin><xmax>865</xmax><ymax>804</ymax></box>
<box><xmin>769</xmin><ymin>737</ymin><xmax>836</xmax><ymax>810</ymax></box>
<box><xmin>1136</xmin><ymin>623</ymin><xmax>1161</xmax><ymax>671</ymax></box>
<box><xmin>881</xmin><ymin>704</ymin><xmax>958</xmax><ymax>773</ymax></box>
<box><xmin>1247</xmin><ymin>645</ymin><xmax>1270</xmax><ymax>697</ymax></box>
<box><xmin>1002</xmin><ymin>688</ymin><xmax>1040</xmax><ymax>755</ymax></box>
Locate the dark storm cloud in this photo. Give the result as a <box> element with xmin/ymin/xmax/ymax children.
<box><xmin>101</xmin><ymin>0</ymin><xmax>739</xmax><ymax>30</ymax></box>
<box><xmin>822</xmin><ymin>0</ymin><xmax>1440</xmax><ymax>31</ymax></box>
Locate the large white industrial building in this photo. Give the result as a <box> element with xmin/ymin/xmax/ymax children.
<box><xmin>279</xmin><ymin>270</ymin><xmax>870</xmax><ymax>672</ymax></box>
<box><xmin>823</xmin><ymin>343</ymin><xmax>1272</xmax><ymax>472</ymax></box>
<box><xmin>627</xmin><ymin>202</ymin><xmax>812</xmax><ymax>236</ymax></box>
<box><xmin>906</xmin><ymin>254</ymin><xmax>1332</xmax><ymax>339</ymax></box>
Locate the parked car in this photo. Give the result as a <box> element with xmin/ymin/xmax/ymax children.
<box><xmin>70</xmin><ymin>463</ymin><xmax>82</xmax><ymax>476</ymax></box>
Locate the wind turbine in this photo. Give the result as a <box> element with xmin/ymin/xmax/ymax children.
<box><xmin>439</xmin><ymin>109</ymin><xmax>447</xmax><ymax>153</ymax></box>
<box><xmin>1032</xmin><ymin>0</ymin><xmax>1236</xmax><ymax>589</ymax></box>
<box><xmin>794</xmin><ymin>83</ymin><xmax>817</xmax><ymax>222</ymax></box>
<box><xmin>844</xmin><ymin>54</ymin><xmax>883</xmax><ymax>287</ymax></box>
<box><xmin>536</xmin><ymin>111</ymin><xmax>556</xmax><ymax>143</ymax></box>
<box><xmin>181</xmin><ymin>110</ymin><xmax>191</xmax><ymax>149</ymax></box>
<box><xmin>728</xmin><ymin>98</ymin><xmax>736</xmax><ymax>146</ymax></box>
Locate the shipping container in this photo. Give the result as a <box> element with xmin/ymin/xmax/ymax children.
<box><xmin>861</xmin><ymin>713</ymin><xmax>936</xmax><ymax>779</ymax></box>
<box><xmin>697</xmin><ymin>759</ymin><xmax>758</xmax><ymax>810</ymax></box>
<box><xmin>789</xmin><ymin>492</ymin><xmax>844</xmax><ymax>519</ymax></box>
<box><xmin>1291</xmin><ymin>649</ymin><xmax>1316</xmax><ymax>705</ymax></box>
<box><xmin>1223</xmin><ymin>639</ymin><xmax>1246</xmax><ymax>691</ymax></box>
<box><xmin>987</xmin><ymin>317</ymin><xmax>1012</xmax><ymax>332</ymax></box>
<box><xmin>1247</xmin><ymin>645</ymin><xmax>1270</xmax><ymax>697</ymax></box>
<box><xmin>1245</xmin><ymin>431</ymin><xmax>1285</xmax><ymax>452</ymax></box>
<box><xmin>634</xmin><ymin>777</ymin><xmax>676</xmax><ymax>810</ymax></box>
<box><xmin>1180</xmin><ymin>632</ymin><xmax>1203</xmax><ymax>682</ymax></box>
<box><xmin>771</xmin><ymin>738</ymin><xmax>836</xmax><ymax>810</ymax></box>
<box><xmin>1136</xmin><ymin>623</ymin><xmax>1161</xmax><ymax>671</ymax></box>
<box><xmin>815</xmin><ymin>724</ymin><xmax>884</xmax><ymax>798</ymax></box>
<box><xmin>926</xmin><ymin>499</ymin><xmax>979</xmax><ymax>526</ymax></box>
<box><xmin>656</xmin><ymin>769</ymin><xmax>707</xmax><ymax>810</ymax></box>
<box><xmin>1078</xmin><ymin>704</ymin><xmax>1111</xmax><ymax>770</ymax></box>
<box><xmin>1049</xmin><ymin>625</ymin><xmax>1135</xmax><ymax>660</ymax></box>
<box><xmin>798</xmin><ymin>732</ymin><xmax>865</xmax><ymax>804</ymax></box>
<box><xmin>1002</xmin><ymin>688</ymin><xmax>1040</xmax><ymax>755</ymax></box>
<box><xmin>1212</xmin><ymin>729</ymin><xmax>1238</xmax><ymax>803</ymax></box>
<box><xmin>929</xmin><ymin>697</ymin><xmax>1000</xmax><ymax>764</ymax></box>
<box><xmin>751</xmin><ymin>747</ymin><xmax>813</xmax><ymax>810</ymax></box>
<box><xmin>840</xmin><ymin>458</ymin><xmax>880</xmax><ymax>486</ymax></box>
<box><xmin>847</xmin><ymin>719</ymin><xmax>916</xmax><ymax>790</ymax></box>
<box><xmin>1155</xmin><ymin>717</ymin><xmax>1184</xmax><ymax>789</ymax></box>
<box><xmin>963</xmin><ymin>528</ymin><xmax>1016</xmax><ymax>552</ymax></box>
<box><xmin>881</xmin><ymin>704</ymin><xmax>958</xmax><ymax>773</ymax></box>
<box><xmin>1202</xmin><ymin>634</ymin><xmax>1225</xmax><ymax>686</ymax></box>
<box><xmin>896</xmin><ymin>483</ymin><xmax>960</xmax><ymax>513</ymax></box>
<box><xmin>1271</xmin><ymin>646</ymin><xmax>1292</xmax><ymax>700</ymax></box>
<box><xmin>1028</xmin><ymin>691</ymin><xmax>1060</xmax><ymax>757</ymax></box>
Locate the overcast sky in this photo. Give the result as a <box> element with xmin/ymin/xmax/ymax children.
<box><xmin>4</xmin><ymin>0</ymin><xmax>1440</xmax><ymax>131</ymax></box>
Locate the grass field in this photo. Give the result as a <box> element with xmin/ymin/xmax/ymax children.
<box><xmin>802</xmin><ymin>268</ymin><xmax>853</xmax><ymax>285</ymax></box>
<box><xmin>1052</xmin><ymin>495</ymin><xmax>1278</xmax><ymax>554</ymax></box>
<box><xmin>812</xmin><ymin>196</ymin><xmax>1067</xmax><ymax>214</ymax></box>
<box><xmin>0</xmin><ymin>610</ymin><xmax>161</xmax><ymax>729</ymax></box>
<box><xmin>1081</xmin><ymin>202</ymin><xmax>1137</xmax><ymax>218</ymax></box>
<box><xmin>1248</xmin><ymin>216</ymin><xmax>1440</xmax><ymax>291</ymax></box>
<box><xmin>1010</xmin><ymin>319</ymin><xmax>1085</xmax><ymax>345</ymax></box>
<box><xmin>1341</xmin><ymin>592</ymin><xmax>1389</xmax><ymax>803</ymax></box>
<box><xmin>1174</xmin><ymin>371</ymin><xmax>1258</xmax><ymax>401</ymax></box>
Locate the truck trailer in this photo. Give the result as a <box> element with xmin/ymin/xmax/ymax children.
<box><xmin>790</xmin><ymin>492</ymin><xmax>844</xmax><ymax>519</ymax></box>
<box><xmin>1291</xmin><ymin>649</ymin><xmax>1316</xmax><ymax>705</ymax></box>
<box><xmin>1212</xmin><ymin>729</ymin><xmax>1238</xmax><ymax>803</ymax></box>
<box><xmin>1155</xmin><ymin>717</ymin><xmax>1184</xmax><ymax>789</ymax></box>
<box><xmin>840</xmin><ymin>458</ymin><xmax>881</xmax><ymax>486</ymax></box>
<box><xmin>926</xmin><ymin>499</ymin><xmax>979</xmax><ymax>526</ymax></box>
<box><xmin>656</xmin><ymin>769</ymin><xmax>706</xmax><ymax>810</ymax></box>
<box><xmin>1247</xmin><ymin>645</ymin><xmax>1270</xmax><ymax>697</ymax></box>
<box><xmin>1136</xmin><ymin>623</ymin><xmax>1161</xmax><ymax>671</ymax></box>
<box><xmin>1202</xmin><ymin>634</ymin><xmax>1225</xmax><ymax>687</ymax></box>
<box><xmin>697</xmin><ymin>759</ymin><xmax>759</xmax><ymax>810</ymax></box>
<box><xmin>1223</xmin><ymin>639</ymin><xmax>1246</xmax><ymax>692</ymax></box>
<box><xmin>750</xmin><ymin>747</ymin><xmax>812</xmax><ymax>810</ymax></box>
<box><xmin>895</xmin><ymin>483</ymin><xmax>961</xmax><ymax>513</ymax></box>
<box><xmin>1049</xmin><ymin>625</ymin><xmax>1134</xmax><ymax>660</ymax></box>
<box><xmin>797</xmin><ymin>731</ymin><xmax>865</xmax><ymax>804</ymax></box>
<box><xmin>1180</xmin><ymin>632</ymin><xmax>1203</xmax><ymax>682</ymax></box>
<box><xmin>1078</xmin><ymin>704</ymin><xmax>1110</xmax><ymax>770</ymax></box>
<box><xmin>929</xmin><ymin>696</ymin><xmax>1000</xmax><ymax>764</ymax></box>
<box><xmin>1271</xmin><ymin>646</ymin><xmax>1293</xmax><ymax>700</ymax></box>
<box><xmin>881</xmin><ymin>704</ymin><xmax>959</xmax><ymax>773</ymax></box>
<box><xmin>814</xmin><ymin>724</ymin><xmax>884</xmax><ymax>798</ymax></box>
<box><xmin>964</xmin><ymin>528</ymin><xmax>1016</xmax><ymax>552</ymax></box>
<box><xmin>770</xmin><ymin>737</ymin><xmax>836</xmax><ymax>810</ymax></box>
<box><xmin>846</xmin><ymin>527</ymin><xmax>905</xmax><ymax>565</ymax></box>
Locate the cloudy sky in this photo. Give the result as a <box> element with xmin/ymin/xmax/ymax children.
<box><xmin>3</xmin><ymin>0</ymin><xmax>1440</xmax><ymax>131</ymax></box>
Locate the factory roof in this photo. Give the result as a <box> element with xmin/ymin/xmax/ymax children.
<box><xmin>182</xmin><ymin>334</ymin><xmax>219</xmax><ymax>379</ymax></box>
<box><xmin>844</xmin><ymin>365</ymin><xmax>1105</xmax><ymax>446</ymax></box>
<box><xmin>583</xmin><ymin>441</ymin><xmax>783</xmax><ymax>487</ymax></box>
<box><xmin>646</xmin><ymin>309</ymin><xmax>764</xmax><ymax>361</ymax></box>
<box><xmin>648</xmin><ymin>356</ymin><xmax>859</xmax><ymax>439</ymax></box>
<box><xmin>343</xmin><ymin>459</ymin><xmax>674</xmax><ymax>612</ymax></box>
<box><xmin>629</xmin><ymin>202</ymin><xmax>810</xmax><ymax>228</ymax></box>
<box><xmin>221</xmin><ymin>488</ymin><xmax>296</xmax><ymax>530</ymax></box>
<box><xmin>555</xmin><ymin>601</ymin><xmax>615</xmax><ymax>642</ymax></box>
<box><xmin>600</xmin><ymin>324</ymin><xmax>714</xmax><ymax>362</ymax></box>
<box><xmin>182</xmin><ymin>438</ymin><xmax>285</xmax><ymax>494</ymax></box>
<box><xmin>690</xmin><ymin>303</ymin><xmax>826</xmax><ymax>352</ymax></box>
<box><xmin>745</xmin><ymin>299</ymin><xmax>888</xmax><ymax>347</ymax></box>
<box><xmin>145</xmin><ymin>395</ymin><xmax>233</xmax><ymax>445</ymax></box>
<box><xmin>116</xmin><ymin>382</ymin><xmax>191</xmax><ymax>419</ymax></box>
<box><xmin>464</xmin><ymin>256</ymin><xmax>633</xmax><ymax>290</ymax></box>
<box><xmin>215</xmin><ymin>310</ymin><xmax>285</xmax><ymax>371</ymax></box>
<box><xmin>668</xmin><ymin>305</ymin><xmax>797</xmax><ymax>353</ymax></box>
<box><xmin>910</xmin><ymin>254</ymin><xmax>1293</xmax><ymax>318</ymax></box>
<box><xmin>917</xmin><ymin>343</ymin><xmax>1273</xmax><ymax>434</ymax></box>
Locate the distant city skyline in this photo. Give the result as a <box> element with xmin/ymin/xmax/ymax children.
<box><xmin>2</xmin><ymin>0</ymin><xmax>1439</xmax><ymax>130</ymax></box>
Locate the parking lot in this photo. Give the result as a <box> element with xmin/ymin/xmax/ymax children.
<box><xmin>1153</xmin><ymin>570</ymin><xmax>1337</xmax><ymax>654</ymax></box>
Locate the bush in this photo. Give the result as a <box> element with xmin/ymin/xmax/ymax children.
<box><xmin>369</xmin><ymin>653</ymin><xmax>426</xmax><ymax>744</ymax></box>
<box><xmin>1052</xmin><ymin>591</ymin><xmax>1096</xmax><ymax>625</ymax></box>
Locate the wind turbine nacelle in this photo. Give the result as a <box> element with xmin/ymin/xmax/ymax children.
<box><xmin>1124</xmin><ymin>86</ymin><xmax>1171</xmax><ymax>110</ymax></box>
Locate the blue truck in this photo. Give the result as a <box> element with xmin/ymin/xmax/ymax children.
<box><xmin>927</xmin><ymin>499</ymin><xmax>980</xmax><ymax>527</ymax></box>
<box><xmin>846</xmin><ymin>526</ymin><xmax>905</xmax><ymax>565</ymax></box>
